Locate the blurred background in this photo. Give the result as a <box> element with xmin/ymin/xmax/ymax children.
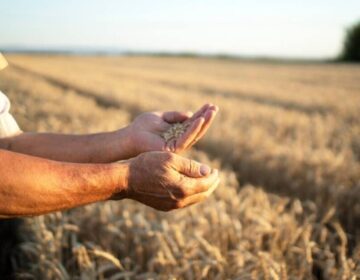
<box><xmin>0</xmin><ymin>1</ymin><xmax>360</xmax><ymax>279</ymax></box>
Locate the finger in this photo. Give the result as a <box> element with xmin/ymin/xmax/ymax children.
<box><xmin>181</xmin><ymin>169</ymin><xmax>219</xmax><ymax>195</ymax></box>
<box><xmin>176</xmin><ymin>158</ymin><xmax>210</xmax><ymax>178</ymax></box>
<box><xmin>169</xmin><ymin>139</ymin><xmax>176</xmax><ymax>152</ymax></box>
<box><xmin>171</xmin><ymin>155</ymin><xmax>214</xmax><ymax>178</ymax></box>
<box><xmin>164</xmin><ymin>138</ymin><xmax>176</xmax><ymax>152</ymax></box>
<box><xmin>175</xmin><ymin>117</ymin><xmax>205</xmax><ymax>151</ymax></box>
<box><xmin>162</xmin><ymin>111</ymin><xmax>193</xmax><ymax>123</ymax></box>
<box><xmin>159</xmin><ymin>121</ymin><xmax>172</xmax><ymax>132</ymax></box>
<box><xmin>190</xmin><ymin>106</ymin><xmax>219</xmax><ymax>145</ymax></box>
<box><xmin>185</xmin><ymin>104</ymin><xmax>211</xmax><ymax>124</ymax></box>
<box><xmin>177</xmin><ymin>178</ymin><xmax>220</xmax><ymax>208</ymax></box>
<box><xmin>130</xmin><ymin>192</ymin><xmax>178</xmax><ymax>212</ymax></box>
<box><xmin>164</xmin><ymin>144</ymin><xmax>172</xmax><ymax>152</ymax></box>
<box><xmin>132</xmin><ymin>176</ymin><xmax>220</xmax><ymax>211</ymax></box>
<box><xmin>203</xmin><ymin>176</ymin><xmax>220</xmax><ymax>197</ymax></box>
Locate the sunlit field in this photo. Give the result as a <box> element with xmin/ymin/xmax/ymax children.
<box><xmin>1</xmin><ymin>55</ymin><xmax>360</xmax><ymax>279</ymax></box>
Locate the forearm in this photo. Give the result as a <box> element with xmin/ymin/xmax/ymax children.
<box><xmin>0</xmin><ymin>149</ymin><xmax>129</xmax><ymax>217</ymax></box>
<box><xmin>0</xmin><ymin>127</ymin><xmax>135</xmax><ymax>163</ymax></box>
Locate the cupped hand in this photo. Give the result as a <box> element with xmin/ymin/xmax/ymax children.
<box><xmin>122</xmin><ymin>151</ymin><xmax>220</xmax><ymax>211</ymax></box>
<box><xmin>128</xmin><ymin>103</ymin><xmax>218</xmax><ymax>156</ymax></box>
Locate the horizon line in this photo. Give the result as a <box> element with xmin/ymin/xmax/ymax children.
<box><xmin>0</xmin><ymin>46</ymin><xmax>333</xmax><ymax>63</ymax></box>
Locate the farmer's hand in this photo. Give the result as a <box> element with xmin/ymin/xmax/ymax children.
<box><xmin>127</xmin><ymin>104</ymin><xmax>218</xmax><ymax>155</ymax></box>
<box><xmin>119</xmin><ymin>151</ymin><xmax>220</xmax><ymax>211</ymax></box>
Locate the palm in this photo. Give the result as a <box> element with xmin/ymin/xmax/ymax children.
<box><xmin>130</xmin><ymin>104</ymin><xmax>218</xmax><ymax>154</ymax></box>
<box><xmin>131</xmin><ymin>113</ymin><xmax>168</xmax><ymax>152</ymax></box>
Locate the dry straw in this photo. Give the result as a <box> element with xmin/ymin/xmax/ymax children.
<box><xmin>3</xmin><ymin>55</ymin><xmax>359</xmax><ymax>279</ymax></box>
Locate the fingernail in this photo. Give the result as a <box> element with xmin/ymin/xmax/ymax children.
<box><xmin>200</xmin><ymin>165</ymin><xmax>211</xmax><ymax>176</ymax></box>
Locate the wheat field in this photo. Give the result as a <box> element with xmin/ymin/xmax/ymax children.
<box><xmin>1</xmin><ymin>55</ymin><xmax>359</xmax><ymax>279</ymax></box>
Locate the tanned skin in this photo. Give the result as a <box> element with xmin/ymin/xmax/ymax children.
<box><xmin>0</xmin><ymin>104</ymin><xmax>219</xmax><ymax>217</ymax></box>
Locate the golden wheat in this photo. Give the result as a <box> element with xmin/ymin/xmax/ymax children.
<box><xmin>1</xmin><ymin>55</ymin><xmax>359</xmax><ymax>279</ymax></box>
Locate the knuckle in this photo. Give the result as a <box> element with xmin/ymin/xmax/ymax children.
<box><xmin>174</xmin><ymin>200</ymin><xmax>185</xmax><ymax>209</ymax></box>
<box><xmin>188</xmin><ymin>160</ymin><xmax>194</xmax><ymax>174</ymax></box>
<box><xmin>187</xmin><ymin>179</ymin><xmax>197</xmax><ymax>192</ymax></box>
<box><xmin>136</xmin><ymin>153</ymin><xmax>147</xmax><ymax>162</ymax></box>
<box><xmin>162</xmin><ymin>151</ymin><xmax>175</xmax><ymax>163</ymax></box>
<box><xmin>195</xmin><ymin>181</ymin><xmax>207</xmax><ymax>193</ymax></box>
<box><xmin>177</xmin><ymin>174</ymin><xmax>186</xmax><ymax>185</ymax></box>
<box><xmin>174</xmin><ymin>176</ymin><xmax>190</xmax><ymax>196</ymax></box>
<box><xmin>158</xmin><ymin>164</ymin><xmax>169</xmax><ymax>175</ymax></box>
<box><xmin>175</xmin><ymin>187</ymin><xmax>188</xmax><ymax>199</ymax></box>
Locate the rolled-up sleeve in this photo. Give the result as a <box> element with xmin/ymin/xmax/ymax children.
<box><xmin>0</xmin><ymin>91</ymin><xmax>21</xmax><ymax>137</ymax></box>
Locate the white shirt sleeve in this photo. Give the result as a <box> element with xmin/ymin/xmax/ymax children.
<box><xmin>0</xmin><ymin>91</ymin><xmax>21</xmax><ymax>137</ymax></box>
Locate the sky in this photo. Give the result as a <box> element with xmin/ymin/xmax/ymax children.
<box><xmin>0</xmin><ymin>0</ymin><xmax>359</xmax><ymax>59</ymax></box>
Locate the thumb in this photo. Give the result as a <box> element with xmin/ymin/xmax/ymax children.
<box><xmin>175</xmin><ymin>157</ymin><xmax>211</xmax><ymax>178</ymax></box>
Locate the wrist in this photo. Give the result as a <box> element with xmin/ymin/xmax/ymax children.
<box><xmin>109</xmin><ymin>160</ymin><xmax>131</xmax><ymax>200</ymax></box>
<box><xmin>113</xmin><ymin>125</ymin><xmax>137</xmax><ymax>159</ymax></box>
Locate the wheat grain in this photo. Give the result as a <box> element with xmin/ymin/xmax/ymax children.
<box><xmin>162</xmin><ymin>122</ymin><xmax>189</xmax><ymax>142</ymax></box>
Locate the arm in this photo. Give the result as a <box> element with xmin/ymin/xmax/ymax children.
<box><xmin>0</xmin><ymin>104</ymin><xmax>218</xmax><ymax>163</ymax></box>
<box><xmin>0</xmin><ymin>150</ymin><xmax>219</xmax><ymax>217</ymax></box>
<box><xmin>0</xmin><ymin>149</ymin><xmax>127</xmax><ymax>217</ymax></box>
<box><xmin>0</xmin><ymin>128</ymin><xmax>134</xmax><ymax>163</ymax></box>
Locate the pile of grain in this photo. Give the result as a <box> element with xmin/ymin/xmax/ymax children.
<box><xmin>162</xmin><ymin>122</ymin><xmax>189</xmax><ymax>142</ymax></box>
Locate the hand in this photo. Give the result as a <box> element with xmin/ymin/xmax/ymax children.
<box><xmin>120</xmin><ymin>151</ymin><xmax>220</xmax><ymax>211</ymax></box>
<box><xmin>127</xmin><ymin>104</ymin><xmax>218</xmax><ymax>156</ymax></box>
